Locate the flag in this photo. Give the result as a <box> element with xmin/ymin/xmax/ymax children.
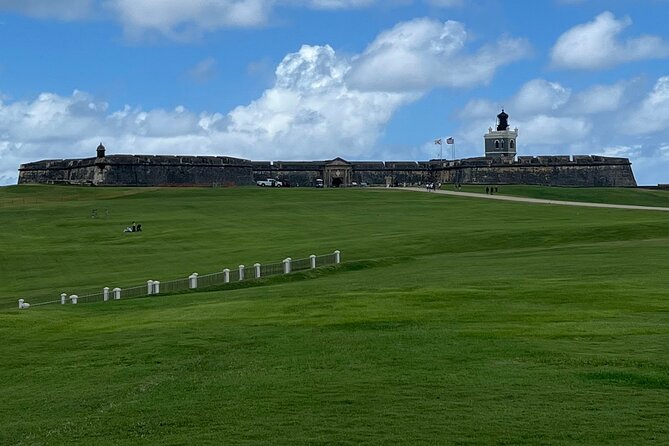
<box><xmin>434</xmin><ymin>138</ymin><xmax>442</xmax><ymax>145</ymax></box>
<box><xmin>446</xmin><ymin>137</ymin><xmax>454</xmax><ymax>144</ymax></box>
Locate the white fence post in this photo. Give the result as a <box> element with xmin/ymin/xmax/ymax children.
<box><xmin>189</xmin><ymin>273</ymin><xmax>198</xmax><ymax>289</ymax></box>
<box><xmin>254</xmin><ymin>263</ymin><xmax>261</xmax><ymax>278</ymax></box>
<box><xmin>223</xmin><ymin>268</ymin><xmax>230</xmax><ymax>283</ymax></box>
<box><xmin>70</xmin><ymin>294</ymin><xmax>78</xmax><ymax>305</ymax></box>
<box><xmin>103</xmin><ymin>287</ymin><xmax>110</xmax><ymax>302</ymax></box>
<box><xmin>239</xmin><ymin>265</ymin><xmax>245</xmax><ymax>281</ymax></box>
<box><xmin>310</xmin><ymin>254</ymin><xmax>316</xmax><ymax>269</ymax></box>
<box><xmin>283</xmin><ymin>258</ymin><xmax>291</xmax><ymax>274</ymax></box>
<box><xmin>147</xmin><ymin>280</ymin><xmax>154</xmax><ymax>295</ymax></box>
<box><xmin>113</xmin><ymin>288</ymin><xmax>121</xmax><ymax>300</ymax></box>
<box><xmin>153</xmin><ymin>281</ymin><xmax>160</xmax><ymax>294</ymax></box>
<box><xmin>334</xmin><ymin>250</ymin><xmax>341</xmax><ymax>264</ymax></box>
<box><xmin>61</xmin><ymin>293</ymin><xmax>67</xmax><ymax>305</ymax></box>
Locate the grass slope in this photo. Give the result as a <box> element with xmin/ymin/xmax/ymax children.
<box><xmin>1</xmin><ymin>185</ymin><xmax>668</xmax><ymax>445</ymax></box>
<box><xmin>441</xmin><ymin>184</ymin><xmax>669</xmax><ymax>207</ymax></box>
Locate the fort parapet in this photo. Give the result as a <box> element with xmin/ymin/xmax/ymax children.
<box><xmin>439</xmin><ymin>155</ymin><xmax>636</xmax><ymax>187</ymax></box>
<box><xmin>18</xmin><ymin>152</ymin><xmax>636</xmax><ymax>187</ymax></box>
<box><xmin>19</xmin><ymin>154</ymin><xmax>254</xmax><ymax>187</ymax></box>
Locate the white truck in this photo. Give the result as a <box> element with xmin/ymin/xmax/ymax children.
<box><xmin>256</xmin><ymin>178</ymin><xmax>282</xmax><ymax>187</ymax></box>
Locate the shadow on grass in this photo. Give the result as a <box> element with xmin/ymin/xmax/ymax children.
<box><xmin>581</xmin><ymin>370</ymin><xmax>669</xmax><ymax>389</ymax></box>
<box><xmin>159</xmin><ymin>257</ymin><xmax>413</xmax><ymax>298</ymax></box>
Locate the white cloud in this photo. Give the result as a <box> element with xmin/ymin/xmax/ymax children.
<box><xmin>105</xmin><ymin>0</ymin><xmax>391</xmax><ymax>37</ymax></box>
<box><xmin>224</xmin><ymin>44</ymin><xmax>418</xmax><ymax>158</ymax></box>
<box><xmin>550</xmin><ymin>11</ymin><xmax>669</xmax><ymax>70</ymax></box>
<box><xmin>515</xmin><ymin>115</ymin><xmax>592</xmax><ymax>145</ymax></box>
<box><xmin>347</xmin><ymin>18</ymin><xmax>530</xmax><ymax>92</ymax></box>
<box><xmin>457</xmin><ymin>98</ymin><xmax>497</xmax><ymax>119</ymax></box>
<box><xmin>302</xmin><ymin>0</ymin><xmax>376</xmax><ymax>9</ymax></box>
<box><xmin>626</xmin><ymin>76</ymin><xmax>669</xmax><ymax>134</ymax></box>
<box><xmin>425</xmin><ymin>0</ymin><xmax>463</xmax><ymax>7</ymax></box>
<box><xmin>512</xmin><ymin>79</ymin><xmax>571</xmax><ymax>114</ymax></box>
<box><xmin>3</xmin><ymin>15</ymin><xmax>532</xmax><ymax>184</ymax></box>
<box><xmin>1</xmin><ymin>44</ymin><xmax>419</xmax><ymax>184</ymax></box>
<box><xmin>107</xmin><ymin>0</ymin><xmax>272</xmax><ymax>38</ymax></box>
<box><xmin>453</xmin><ymin>75</ymin><xmax>669</xmax><ymax>185</ymax></box>
<box><xmin>0</xmin><ymin>0</ymin><xmax>93</xmax><ymax>20</ymax></box>
<box><xmin>599</xmin><ymin>144</ymin><xmax>642</xmax><ymax>159</ymax></box>
<box><xmin>568</xmin><ymin>82</ymin><xmax>628</xmax><ymax>114</ymax></box>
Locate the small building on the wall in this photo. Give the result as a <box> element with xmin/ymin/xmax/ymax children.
<box><xmin>484</xmin><ymin>109</ymin><xmax>518</xmax><ymax>159</ymax></box>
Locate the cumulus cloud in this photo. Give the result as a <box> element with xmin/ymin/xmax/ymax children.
<box><xmin>550</xmin><ymin>11</ymin><xmax>669</xmax><ymax>70</ymax></box>
<box><xmin>347</xmin><ymin>18</ymin><xmax>531</xmax><ymax>92</ymax></box>
<box><xmin>2</xmin><ymin>15</ymin><xmax>533</xmax><ymax>183</ymax></box>
<box><xmin>457</xmin><ymin>98</ymin><xmax>497</xmax><ymax>119</ymax></box>
<box><xmin>516</xmin><ymin>115</ymin><xmax>592</xmax><ymax>144</ymax></box>
<box><xmin>453</xmin><ymin>75</ymin><xmax>669</xmax><ymax>184</ymax></box>
<box><xmin>105</xmin><ymin>0</ymin><xmax>392</xmax><ymax>37</ymax></box>
<box><xmin>626</xmin><ymin>76</ymin><xmax>669</xmax><ymax>134</ymax></box>
<box><xmin>303</xmin><ymin>0</ymin><xmax>376</xmax><ymax>9</ymax></box>
<box><xmin>568</xmin><ymin>82</ymin><xmax>629</xmax><ymax>114</ymax></box>
<box><xmin>458</xmin><ymin>79</ymin><xmax>572</xmax><ymax>119</ymax></box>
<box><xmin>426</xmin><ymin>0</ymin><xmax>463</xmax><ymax>7</ymax></box>
<box><xmin>512</xmin><ymin>79</ymin><xmax>571</xmax><ymax>114</ymax></box>
<box><xmin>0</xmin><ymin>0</ymin><xmax>93</xmax><ymax>20</ymax></box>
<box><xmin>0</xmin><ymin>0</ymin><xmax>477</xmax><ymax>39</ymax></box>
<box><xmin>0</xmin><ymin>0</ymin><xmax>380</xmax><ymax>33</ymax></box>
<box><xmin>106</xmin><ymin>0</ymin><xmax>272</xmax><ymax>38</ymax></box>
<box><xmin>223</xmin><ymin>44</ymin><xmax>418</xmax><ymax>158</ymax></box>
<box><xmin>1</xmin><ymin>44</ymin><xmax>419</xmax><ymax>184</ymax></box>
<box><xmin>599</xmin><ymin>144</ymin><xmax>642</xmax><ymax>159</ymax></box>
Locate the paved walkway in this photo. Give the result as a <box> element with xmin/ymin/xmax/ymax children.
<box><xmin>395</xmin><ymin>187</ymin><xmax>669</xmax><ymax>212</ymax></box>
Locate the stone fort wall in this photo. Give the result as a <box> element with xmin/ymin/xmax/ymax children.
<box><xmin>18</xmin><ymin>155</ymin><xmax>254</xmax><ymax>186</ymax></box>
<box><xmin>18</xmin><ymin>153</ymin><xmax>637</xmax><ymax>187</ymax></box>
<box><xmin>440</xmin><ymin>155</ymin><xmax>636</xmax><ymax>187</ymax></box>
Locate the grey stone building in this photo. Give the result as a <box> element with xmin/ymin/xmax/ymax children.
<box><xmin>484</xmin><ymin>109</ymin><xmax>518</xmax><ymax>159</ymax></box>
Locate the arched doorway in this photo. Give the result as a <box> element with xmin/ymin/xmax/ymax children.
<box><xmin>324</xmin><ymin>158</ymin><xmax>352</xmax><ymax>187</ymax></box>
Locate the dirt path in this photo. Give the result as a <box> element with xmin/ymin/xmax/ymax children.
<box><xmin>394</xmin><ymin>187</ymin><xmax>669</xmax><ymax>212</ymax></box>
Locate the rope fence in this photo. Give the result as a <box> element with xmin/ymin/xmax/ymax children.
<box><xmin>17</xmin><ymin>250</ymin><xmax>341</xmax><ymax>309</ymax></box>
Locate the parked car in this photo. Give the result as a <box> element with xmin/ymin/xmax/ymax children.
<box><xmin>256</xmin><ymin>178</ymin><xmax>282</xmax><ymax>187</ymax></box>
<box><xmin>315</xmin><ymin>179</ymin><xmax>324</xmax><ymax>188</ymax></box>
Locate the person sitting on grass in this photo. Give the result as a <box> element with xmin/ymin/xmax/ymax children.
<box><xmin>123</xmin><ymin>222</ymin><xmax>141</xmax><ymax>233</ymax></box>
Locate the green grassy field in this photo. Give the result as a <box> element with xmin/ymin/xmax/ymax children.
<box><xmin>1</xmin><ymin>185</ymin><xmax>668</xmax><ymax>444</ymax></box>
<box><xmin>441</xmin><ymin>183</ymin><xmax>669</xmax><ymax>207</ymax></box>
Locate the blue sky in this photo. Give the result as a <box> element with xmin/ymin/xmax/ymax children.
<box><xmin>1</xmin><ymin>0</ymin><xmax>669</xmax><ymax>185</ymax></box>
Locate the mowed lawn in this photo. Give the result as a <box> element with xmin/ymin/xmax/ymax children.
<box><xmin>1</xmin><ymin>185</ymin><xmax>668</xmax><ymax>445</ymax></box>
<box><xmin>442</xmin><ymin>183</ymin><xmax>669</xmax><ymax>207</ymax></box>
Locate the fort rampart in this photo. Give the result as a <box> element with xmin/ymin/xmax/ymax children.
<box><xmin>18</xmin><ymin>155</ymin><xmax>254</xmax><ymax>187</ymax></box>
<box><xmin>18</xmin><ymin>153</ymin><xmax>637</xmax><ymax>187</ymax></box>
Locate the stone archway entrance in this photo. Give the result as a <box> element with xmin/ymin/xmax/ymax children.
<box><xmin>324</xmin><ymin>158</ymin><xmax>352</xmax><ymax>188</ymax></box>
